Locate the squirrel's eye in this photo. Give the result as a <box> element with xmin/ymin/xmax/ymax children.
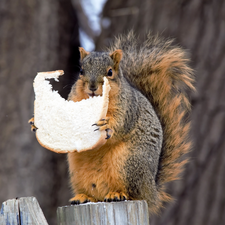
<box><xmin>107</xmin><ymin>69</ymin><xmax>113</xmax><ymax>77</ymax></box>
<box><xmin>80</xmin><ymin>68</ymin><xmax>83</xmax><ymax>75</ymax></box>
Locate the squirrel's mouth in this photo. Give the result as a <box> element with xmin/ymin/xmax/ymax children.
<box><xmin>86</xmin><ymin>88</ymin><xmax>102</xmax><ymax>98</ymax></box>
<box><xmin>89</xmin><ymin>92</ymin><xmax>96</xmax><ymax>97</ymax></box>
<box><xmin>88</xmin><ymin>92</ymin><xmax>100</xmax><ymax>98</ymax></box>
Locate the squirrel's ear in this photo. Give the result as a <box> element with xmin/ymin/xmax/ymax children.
<box><xmin>79</xmin><ymin>47</ymin><xmax>89</xmax><ymax>61</ymax></box>
<box><xmin>110</xmin><ymin>49</ymin><xmax>123</xmax><ymax>71</ymax></box>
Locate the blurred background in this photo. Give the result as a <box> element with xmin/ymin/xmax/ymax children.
<box><xmin>1</xmin><ymin>0</ymin><xmax>225</xmax><ymax>224</ymax></box>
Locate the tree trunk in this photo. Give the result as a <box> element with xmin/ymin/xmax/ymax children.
<box><xmin>96</xmin><ymin>1</ymin><xmax>225</xmax><ymax>225</ymax></box>
<box><xmin>0</xmin><ymin>0</ymin><xmax>80</xmax><ymax>224</ymax></box>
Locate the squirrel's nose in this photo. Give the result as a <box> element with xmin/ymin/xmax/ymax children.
<box><xmin>89</xmin><ymin>85</ymin><xmax>97</xmax><ymax>92</ymax></box>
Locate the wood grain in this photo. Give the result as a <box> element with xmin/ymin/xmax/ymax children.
<box><xmin>57</xmin><ymin>200</ymin><xmax>149</xmax><ymax>225</ymax></box>
<box><xmin>0</xmin><ymin>197</ymin><xmax>48</xmax><ymax>225</ymax></box>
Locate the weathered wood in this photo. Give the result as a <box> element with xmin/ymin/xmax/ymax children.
<box><xmin>0</xmin><ymin>198</ymin><xmax>19</xmax><ymax>224</ymax></box>
<box><xmin>57</xmin><ymin>200</ymin><xmax>149</xmax><ymax>225</ymax></box>
<box><xmin>0</xmin><ymin>197</ymin><xmax>48</xmax><ymax>225</ymax></box>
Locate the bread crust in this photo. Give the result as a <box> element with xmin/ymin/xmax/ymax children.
<box><xmin>35</xmin><ymin>133</ymin><xmax>107</xmax><ymax>153</ymax></box>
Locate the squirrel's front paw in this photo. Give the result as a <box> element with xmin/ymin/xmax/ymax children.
<box><xmin>70</xmin><ymin>194</ymin><xmax>96</xmax><ymax>205</ymax></box>
<box><xmin>92</xmin><ymin>117</ymin><xmax>113</xmax><ymax>139</ymax></box>
<box><xmin>28</xmin><ymin>117</ymin><xmax>38</xmax><ymax>132</ymax></box>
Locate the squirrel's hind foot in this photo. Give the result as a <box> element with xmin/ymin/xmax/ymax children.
<box><xmin>104</xmin><ymin>192</ymin><xmax>127</xmax><ymax>202</ymax></box>
<box><xmin>70</xmin><ymin>194</ymin><xmax>96</xmax><ymax>205</ymax></box>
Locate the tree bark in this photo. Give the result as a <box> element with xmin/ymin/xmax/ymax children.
<box><xmin>0</xmin><ymin>0</ymin><xmax>80</xmax><ymax>224</ymax></box>
<box><xmin>96</xmin><ymin>1</ymin><xmax>225</xmax><ymax>225</ymax></box>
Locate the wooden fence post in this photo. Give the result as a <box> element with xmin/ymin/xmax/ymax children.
<box><xmin>0</xmin><ymin>197</ymin><xmax>48</xmax><ymax>225</ymax></box>
<box><xmin>57</xmin><ymin>200</ymin><xmax>149</xmax><ymax>225</ymax></box>
<box><xmin>1</xmin><ymin>197</ymin><xmax>149</xmax><ymax>225</ymax></box>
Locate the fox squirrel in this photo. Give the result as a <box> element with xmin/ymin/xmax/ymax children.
<box><xmin>30</xmin><ymin>32</ymin><xmax>194</xmax><ymax>214</ymax></box>
<box><xmin>66</xmin><ymin>32</ymin><xmax>195</xmax><ymax>214</ymax></box>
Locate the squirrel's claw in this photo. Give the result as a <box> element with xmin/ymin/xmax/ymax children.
<box><xmin>93</xmin><ymin>118</ymin><xmax>113</xmax><ymax>139</ymax></box>
<box><xmin>94</xmin><ymin>117</ymin><xmax>110</xmax><ymax>131</ymax></box>
<box><xmin>94</xmin><ymin>118</ymin><xmax>109</xmax><ymax>126</ymax></box>
<box><xmin>31</xmin><ymin>125</ymin><xmax>38</xmax><ymax>132</ymax></box>
<box><xmin>28</xmin><ymin>117</ymin><xmax>34</xmax><ymax>125</ymax></box>
<box><xmin>28</xmin><ymin>117</ymin><xmax>38</xmax><ymax>132</ymax></box>
<box><xmin>106</xmin><ymin>128</ymin><xmax>112</xmax><ymax>139</ymax></box>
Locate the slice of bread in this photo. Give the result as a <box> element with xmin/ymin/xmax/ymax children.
<box><xmin>33</xmin><ymin>70</ymin><xmax>111</xmax><ymax>153</ymax></box>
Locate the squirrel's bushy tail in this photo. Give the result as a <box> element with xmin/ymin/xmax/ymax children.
<box><xmin>108</xmin><ymin>31</ymin><xmax>195</xmax><ymax>204</ymax></box>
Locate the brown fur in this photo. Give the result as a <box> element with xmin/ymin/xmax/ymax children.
<box><xmin>68</xmin><ymin>141</ymin><xmax>129</xmax><ymax>201</ymax></box>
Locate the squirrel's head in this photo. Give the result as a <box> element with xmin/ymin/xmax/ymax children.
<box><xmin>77</xmin><ymin>47</ymin><xmax>123</xmax><ymax>98</ymax></box>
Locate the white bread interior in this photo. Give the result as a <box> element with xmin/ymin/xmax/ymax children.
<box><xmin>33</xmin><ymin>70</ymin><xmax>111</xmax><ymax>153</ymax></box>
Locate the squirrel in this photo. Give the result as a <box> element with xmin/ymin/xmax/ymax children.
<box><xmin>66</xmin><ymin>31</ymin><xmax>195</xmax><ymax>214</ymax></box>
